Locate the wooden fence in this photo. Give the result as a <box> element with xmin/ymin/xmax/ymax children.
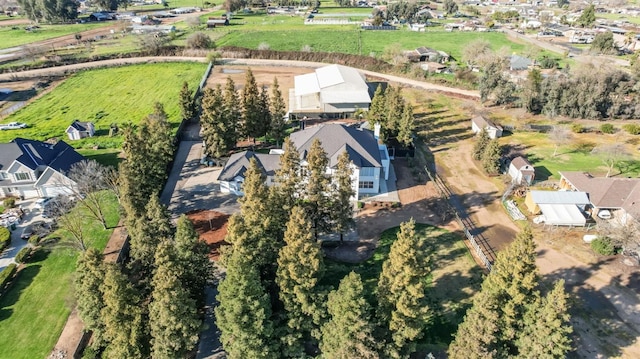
<box><xmin>424</xmin><ymin>166</ymin><xmax>494</xmax><ymax>272</ymax></box>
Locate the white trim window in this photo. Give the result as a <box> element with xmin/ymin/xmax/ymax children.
<box><xmin>358</xmin><ymin>181</ymin><xmax>374</xmax><ymax>189</ymax></box>
<box><xmin>14</xmin><ymin>172</ymin><xmax>31</xmax><ymax>181</ymax></box>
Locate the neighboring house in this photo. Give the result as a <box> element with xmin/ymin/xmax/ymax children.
<box><xmin>471</xmin><ymin>115</ymin><xmax>503</xmax><ymax>139</ymax></box>
<box><xmin>508</xmin><ymin>156</ymin><xmax>535</xmax><ymax>185</ymax></box>
<box><xmin>130</xmin><ymin>24</ymin><xmax>176</xmax><ymax>34</ymax></box>
<box><xmin>510</xmin><ymin>55</ymin><xmax>532</xmax><ymax>71</ymax></box>
<box><xmin>289</xmin><ymin>64</ymin><xmax>372</xmax><ymax>117</ymax></box>
<box><xmin>559</xmin><ymin>171</ymin><xmax>640</xmax><ymax>224</ymax></box>
<box><xmin>525</xmin><ymin>190</ymin><xmax>590</xmax><ymax>226</ymax></box>
<box><xmin>217</xmin><ymin>151</ymin><xmax>280</xmax><ymax>195</ymax></box>
<box><xmin>66</xmin><ymin>120</ymin><xmax>95</xmax><ymax>141</ymax></box>
<box><xmin>0</xmin><ymin>138</ymin><xmax>85</xmax><ymax>199</ymax></box>
<box><xmin>207</xmin><ymin>17</ymin><xmax>229</xmax><ymax>27</ymax></box>
<box><xmin>218</xmin><ymin>124</ymin><xmax>390</xmax><ymax>198</ymax></box>
<box><xmin>413</xmin><ymin>47</ymin><xmax>450</xmax><ymax>63</ymax></box>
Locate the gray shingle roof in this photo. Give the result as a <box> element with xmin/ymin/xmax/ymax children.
<box><xmin>0</xmin><ymin>138</ymin><xmax>85</xmax><ymax>173</ymax></box>
<box><xmin>560</xmin><ymin>171</ymin><xmax>640</xmax><ymax>211</ymax></box>
<box><xmin>217</xmin><ymin>151</ymin><xmax>281</xmax><ymax>182</ymax></box>
<box><xmin>69</xmin><ymin>120</ymin><xmax>92</xmax><ymax>132</ymax></box>
<box><xmin>289</xmin><ymin>124</ymin><xmax>382</xmax><ymax>168</ymax></box>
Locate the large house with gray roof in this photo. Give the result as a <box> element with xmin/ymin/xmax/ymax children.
<box><xmin>218</xmin><ymin>124</ymin><xmax>390</xmax><ymax>198</ymax></box>
<box><xmin>0</xmin><ymin>138</ymin><xmax>85</xmax><ymax>199</ymax></box>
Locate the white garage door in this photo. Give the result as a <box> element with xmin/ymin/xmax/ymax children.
<box><xmin>42</xmin><ymin>186</ymin><xmax>71</xmax><ymax>198</ymax></box>
<box><xmin>21</xmin><ymin>189</ymin><xmax>40</xmax><ymax>199</ymax></box>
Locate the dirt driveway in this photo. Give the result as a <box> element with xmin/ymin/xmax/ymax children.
<box><xmin>431</xmin><ymin>130</ymin><xmax>640</xmax><ymax>358</ymax></box>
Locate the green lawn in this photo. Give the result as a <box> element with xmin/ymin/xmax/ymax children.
<box><xmin>0</xmin><ymin>23</ymin><xmax>113</xmax><ymax>50</ymax></box>
<box><xmin>0</xmin><ymin>191</ymin><xmax>120</xmax><ymax>359</ymax></box>
<box><xmin>324</xmin><ymin>223</ymin><xmax>482</xmax><ymax>349</ymax></box>
<box><xmin>0</xmin><ymin>62</ymin><xmax>207</xmax><ymax>149</ymax></box>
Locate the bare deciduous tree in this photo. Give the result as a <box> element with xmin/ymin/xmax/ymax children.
<box><xmin>548</xmin><ymin>126</ymin><xmax>571</xmax><ymax>157</ymax></box>
<box><xmin>66</xmin><ymin>160</ymin><xmax>113</xmax><ymax>230</ymax></box>
<box><xmin>591</xmin><ymin>143</ymin><xmax>631</xmax><ymax>177</ymax></box>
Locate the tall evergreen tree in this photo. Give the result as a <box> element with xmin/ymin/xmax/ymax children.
<box><xmin>472</xmin><ymin>127</ymin><xmax>491</xmax><ymax>161</ymax></box>
<box><xmin>481</xmin><ymin>139</ymin><xmax>502</xmax><ymax>174</ymax></box>
<box><xmin>320</xmin><ymin>272</ymin><xmax>379</xmax><ymax>359</ymax></box>
<box><xmin>223</xmin><ymin>77</ymin><xmax>241</xmax><ymax>148</ymax></box>
<box><xmin>522</xmin><ymin>68</ymin><xmax>543</xmax><ymax>114</ymax></box>
<box><xmin>258</xmin><ymin>84</ymin><xmax>272</xmax><ymax>140</ymax></box>
<box><xmin>201</xmin><ymin>86</ymin><xmax>228</xmax><ymax>159</ymax></box>
<box><xmin>397</xmin><ymin>104</ymin><xmax>415</xmax><ymax>147</ymax></box>
<box><xmin>179</xmin><ymin>81</ymin><xmax>195</xmax><ymax>122</ymax></box>
<box><xmin>174</xmin><ymin>215</ymin><xmax>212</xmax><ymax>308</ymax></box>
<box><xmin>517</xmin><ymin>279</ymin><xmax>572</xmax><ymax>358</ymax></box>
<box><xmin>449</xmin><ymin>227</ymin><xmax>540</xmax><ymax>357</ymax></box>
<box><xmin>274</xmin><ymin>138</ymin><xmax>301</xmax><ymax>212</ymax></box>
<box><xmin>101</xmin><ymin>265</ymin><xmax>147</xmax><ymax>358</ymax></box>
<box><xmin>377</xmin><ymin>219</ymin><xmax>430</xmax><ymax>358</ymax></box>
<box><xmin>242</xmin><ymin>69</ymin><xmax>263</xmax><ymax>142</ymax></box>
<box><xmin>331</xmin><ymin>150</ymin><xmax>354</xmax><ymax>241</ymax></box>
<box><xmin>130</xmin><ymin>195</ymin><xmax>173</xmax><ymax>273</ymax></box>
<box><xmin>276</xmin><ymin>206</ymin><xmax>326</xmax><ymax>355</ymax></box>
<box><xmin>368</xmin><ymin>84</ymin><xmax>387</xmax><ymax>130</ymax></box>
<box><xmin>216</xmin><ymin>251</ymin><xmax>278</xmax><ymax>359</ymax></box>
<box><xmin>149</xmin><ymin>241</ymin><xmax>201</xmax><ymax>359</ymax></box>
<box><xmin>269</xmin><ymin>77</ymin><xmax>287</xmax><ymax>147</ymax></box>
<box><xmin>304</xmin><ymin>138</ymin><xmax>331</xmax><ymax>240</ymax></box>
<box><xmin>75</xmin><ymin>248</ymin><xmax>106</xmax><ymax>347</ymax></box>
<box><xmin>385</xmin><ymin>86</ymin><xmax>405</xmax><ymax>138</ymax></box>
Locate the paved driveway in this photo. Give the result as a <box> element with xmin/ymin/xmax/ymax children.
<box><xmin>0</xmin><ymin>199</ymin><xmax>50</xmax><ymax>270</ymax></box>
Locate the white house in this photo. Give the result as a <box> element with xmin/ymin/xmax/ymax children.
<box><xmin>0</xmin><ymin>138</ymin><xmax>85</xmax><ymax>199</ymax></box>
<box><xmin>471</xmin><ymin>115</ymin><xmax>503</xmax><ymax>139</ymax></box>
<box><xmin>289</xmin><ymin>64</ymin><xmax>372</xmax><ymax>115</ymax></box>
<box><xmin>508</xmin><ymin>156</ymin><xmax>535</xmax><ymax>185</ymax></box>
<box><xmin>218</xmin><ymin>124</ymin><xmax>390</xmax><ymax>198</ymax></box>
<box><xmin>66</xmin><ymin>120</ymin><xmax>95</xmax><ymax>141</ymax></box>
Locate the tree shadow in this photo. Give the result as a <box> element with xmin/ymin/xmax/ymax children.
<box><xmin>0</xmin><ymin>264</ymin><xmax>42</xmax><ymax>321</ymax></box>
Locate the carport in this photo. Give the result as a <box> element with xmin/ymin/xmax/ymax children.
<box><xmin>538</xmin><ymin>203</ymin><xmax>587</xmax><ymax>226</ymax></box>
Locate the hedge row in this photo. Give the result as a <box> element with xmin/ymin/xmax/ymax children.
<box><xmin>0</xmin><ymin>227</ymin><xmax>10</xmax><ymax>252</ymax></box>
<box><xmin>0</xmin><ymin>263</ymin><xmax>17</xmax><ymax>290</ymax></box>
<box><xmin>15</xmin><ymin>247</ymin><xmax>31</xmax><ymax>264</ymax></box>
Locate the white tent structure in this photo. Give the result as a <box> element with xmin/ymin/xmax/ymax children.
<box><xmin>538</xmin><ymin>203</ymin><xmax>587</xmax><ymax>226</ymax></box>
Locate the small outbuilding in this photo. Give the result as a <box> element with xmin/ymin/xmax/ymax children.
<box><xmin>471</xmin><ymin>115</ymin><xmax>503</xmax><ymax>139</ymax></box>
<box><xmin>508</xmin><ymin>156</ymin><xmax>535</xmax><ymax>185</ymax></box>
<box><xmin>525</xmin><ymin>190</ymin><xmax>590</xmax><ymax>226</ymax></box>
<box><xmin>66</xmin><ymin>120</ymin><xmax>95</xmax><ymax>141</ymax></box>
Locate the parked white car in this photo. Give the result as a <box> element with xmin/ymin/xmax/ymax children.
<box><xmin>0</xmin><ymin>122</ymin><xmax>27</xmax><ymax>130</ymax></box>
<box><xmin>597</xmin><ymin>210</ymin><xmax>612</xmax><ymax>220</ymax></box>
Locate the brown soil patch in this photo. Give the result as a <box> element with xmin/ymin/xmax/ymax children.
<box><xmin>186</xmin><ymin>210</ymin><xmax>230</xmax><ymax>261</ymax></box>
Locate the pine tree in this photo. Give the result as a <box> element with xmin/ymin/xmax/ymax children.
<box><xmin>130</xmin><ymin>195</ymin><xmax>174</xmax><ymax>272</ymax></box>
<box><xmin>448</xmin><ymin>290</ymin><xmax>501</xmax><ymax>359</ymax></box>
<box><xmin>377</xmin><ymin>219</ymin><xmax>430</xmax><ymax>358</ymax></box>
<box><xmin>149</xmin><ymin>241</ymin><xmax>201</xmax><ymax>359</ymax></box>
<box><xmin>276</xmin><ymin>206</ymin><xmax>326</xmax><ymax>355</ymax></box>
<box><xmin>472</xmin><ymin>127</ymin><xmax>491</xmax><ymax>160</ymax></box>
<box><xmin>223</xmin><ymin>76</ymin><xmax>240</xmax><ymax>147</ymax></box>
<box><xmin>146</xmin><ymin>102</ymin><xmax>174</xmax><ymax>185</ymax></box>
<box><xmin>320</xmin><ymin>272</ymin><xmax>379</xmax><ymax>359</ymax></box>
<box><xmin>75</xmin><ymin>248</ymin><xmax>106</xmax><ymax>347</ymax></box>
<box><xmin>174</xmin><ymin>215</ymin><xmax>211</xmax><ymax>308</ymax></box>
<box><xmin>258</xmin><ymin>84</ymin><xmax>272</xmax><ymax>140</ymax></box>
<box><xmin>304</xmin><ymin>138</ymin><xmax>331</xmax><ymax>240</ymax></box>
<box><xmin>242</xmin><ymin>68</ymin><xmax>263</xmax><ymax>142</ymax></box>
<box><xmin>215</xmin><ymin>251</ymin><xmax>277</xmax><ymax>359</ymax></box>
<box><xmin>201</xmin><ymin>86</ymin><xmax>228</xmax><ymax>159</ymax></box>
<box><xmin>274</xmin><ymin>137</ymin><xmax>301</xmax><ymax>212</ymax></box>
<box><xmin>269</xmin><ymin>77</ymin><xmax>287</xmax><ymax>147</ymax></box>
<box><xmin>179</xmin><ymin>81</ymin><xmax>195</xmax><ymax>121</ymax></box>
<box><xmin>517</xmin><ymin>280</ymin><xmax>572</xmax><ymax>358</ymax></box>
<box><xmin>397</xmin><ymin>104</ymin><xmax>415</xmax><ymax>147</ymax></box>
<box><xmin>368</xmin><ymin>84</ymin><xmax>387</xmax><ymax>130</ymax></box>
<box><xmin>331</xmin><ymin>150</ymin><xmax>354</xmax><ymax>241</ymax></box>
<box><xmin>385</xmin><ymin>86</ymin><xmax>405</xmax><ymax>138</ymax></box>
<box><xmin>101</xmin><ymin>265</ymin><xmax>147</xmax><ymax>358</ymax></box>
<box><xmin>481</xmin><ymin>139</ymin><xmax>502</xmax><ymax>174</ymax></box>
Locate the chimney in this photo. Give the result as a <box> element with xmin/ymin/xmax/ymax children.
<box><xmin>374</xmin><ymin>122</ymin><xmax>381</xmax><ymax>140</ymax></box>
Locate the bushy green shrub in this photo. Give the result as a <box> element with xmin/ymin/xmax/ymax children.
<box><xmin>0</xmin><ymin>263</ymin><xmax>17</xmax><ymax>289</ymax></box>
<box><xmin>357</xmin><ymin>201</ymin><xmax>364</xmax><ymax>209</ymax></box>
<box><xmin>82</xmin><ymin>346</ymin><xmax>99</xmax><ymax>359</ymax></box>
<box><xmin>3</xmin><ymin>197</ymin><xmax>16</xmax><ymax>208</ymax></box>
<box><xmin>571</xmin><ymin>123</ymin><xmax>585</xmax><ymax>133</ymax></box>
<box><xmin>622</xmin><ymin>123</ymin><xmax>640</xmax><ymax>135</ymax></box>
<box><xmin>591</xmin><ymin>237</ymin><xmax>615</xmax><ymax>256</ymax></box>
<box><xmin>600</xmin><ymin>123</ymin><xmax>615</xmax><ymax>134</ymax></box>
<box><xmin>0</xmin><ymin>227</ymin><xmax>10</xmax><ymax>251</ymax></box>
<box><xmin>14</xmin><ymin>247</ymin><xmax>31</xmax><ymax>264</ymax></box>
<box><xmin>28</xmin><ymin>235</ymin><xmax>40</xmax><ymax>246</ymax></box>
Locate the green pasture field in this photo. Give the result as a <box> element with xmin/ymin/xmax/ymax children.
<box><xmin>0</xmin><ymin>192</ymin><xmax>119</xmax><ymax>359</ymax></box>
<box><xmin>597</xmin><ymin>12</ymin><xmax>640</xmax><ymax>26</ymax></box>
<box><xmin>0</xmin><ymin>62</ymin><xmax>207</xmax><ymax>149</ymax></box>
<box><xmin>0</xmin><ymin>22</ymin><xmax>111</xmax><ymax>50</ymax></box>
<box><xmin>324</xmin><ymin>223</ymin><xmax>482</xmax><ymax>349</ymax></box>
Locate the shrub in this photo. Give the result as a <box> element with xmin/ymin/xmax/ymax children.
<box><xmin>571</xmin><ymin>123</ymin><xmax>585</xmax><ymax>133</ymax></box>
<box><xmin>186</xmin><ymin>32</ymin><xmax>213</xmax><ymax>49</ymax></box>
<box><xmin>357</xmin><ymin>201</ymin><xmax>364</xmax><ymax>209</ymax></box>
<box><xmin>600</xmin><ymin>123</ymin><xmax>615</xmax><ymax>134</ymax></box>
<box><xmin>28</xmin><ymin>235</ymin><xmax>40</xmax><ymax>246</ymax></box>
<box><xmin>3</xmin><ymin>197</ymin><xmax>16</xmax><ymax>208</ymax></box>
<box><xmin>0</xmin><ymin>263</ymin><xmax>17</xmax><ymax>289</ymax></box>
<box><xmin>14</xmin><ymin>247</ymin><xmax>31</xmax><ymax>264</ymax></box>
<box><xmin>622</xmin><ymin>123</ymin><xmax>640</xmax><ymax>135</ymax></box>
<box><xmin>591</xmin><ymin>237</ymin><xmax>615</xmax><ymax>256</ymax></box>
<box><xmin>0</xmin><ymin>227</ymin><xmax>10</xmax><ymax>251</ymax></box>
